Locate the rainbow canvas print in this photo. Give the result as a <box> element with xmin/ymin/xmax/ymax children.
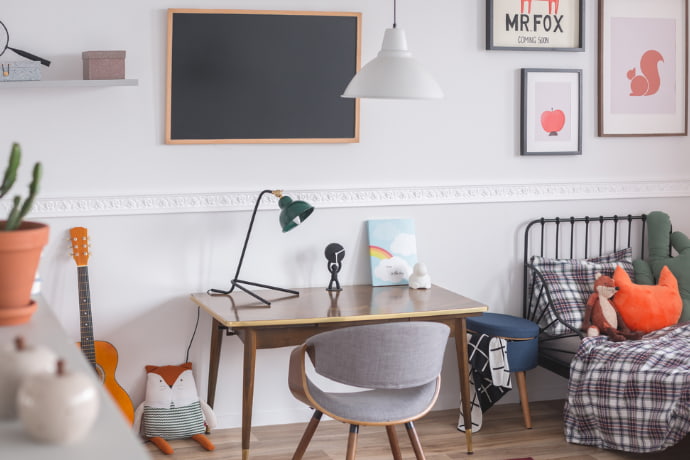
<box><xmin>367</xmin><ymin>218</ymin><xmax>418</xmax><ymax>286</ymax></box>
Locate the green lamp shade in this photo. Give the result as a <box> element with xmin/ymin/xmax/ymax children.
<box><xmin>278</xmin><ymin>195</ymin><xmax>314</xmax><ymax>232</ymax></box>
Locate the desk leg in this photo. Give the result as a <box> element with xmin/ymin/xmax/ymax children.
<box><xmin>207</xmin><ymin>318</ymin><xmax>224</xmax><ymax>408</ymax></box>
<box><xmin>242</xmin><ymin>329</ymin><xmax>257</xmax><ymax>460</ymax></box>
<box><xmin>455</xmin><ymin>318</ymin><xmax>473</xmax><ymax>454</ymax></box>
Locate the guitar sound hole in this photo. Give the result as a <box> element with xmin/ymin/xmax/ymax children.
<box><xmin>95</xmin><ymin>363</ymin><xmax>106</xmax><ymax>384</ymax></box>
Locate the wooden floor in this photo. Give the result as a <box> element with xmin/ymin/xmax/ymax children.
<box><xmin>144</xmin><ymin>400</ymin><xmax>688</xmax><ymax>459</ymax></box>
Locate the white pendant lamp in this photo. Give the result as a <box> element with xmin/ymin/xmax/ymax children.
<box><xmin>342</xmin><ymin>0</ymin><xmax>443</xmax><ymax>100</ymax></box>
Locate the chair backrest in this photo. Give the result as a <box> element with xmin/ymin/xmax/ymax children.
<box><xmin>305</xmin><ymin>321</ymin><xmax>450</xmax><ymax>390</ymax></box>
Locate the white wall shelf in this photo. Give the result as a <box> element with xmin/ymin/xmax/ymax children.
<box><xmin>0</xmin><ymin>296</ymin><xmax>150</xmax><ymax>460</ymax></box>
<box><xmin>0</xmin><ymin>79</ymin><xmax>138</xmax><ymax>88</ymax></box>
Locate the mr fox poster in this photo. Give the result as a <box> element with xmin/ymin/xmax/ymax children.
<box><xmin>488</xmin><ymin>0</ymin><xmax>584</xmax><ymax>50</ymax></box>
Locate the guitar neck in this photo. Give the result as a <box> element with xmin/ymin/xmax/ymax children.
<box><xmin>78</xmin><ymin>265</ymin><xmax>97</xmax><ymax>369</ymax></box>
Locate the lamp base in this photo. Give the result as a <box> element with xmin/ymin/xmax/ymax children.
<box><xmin>208</xmin><ymin>279</ymin><xmax>299</xmax><ymax>306</ymax></box>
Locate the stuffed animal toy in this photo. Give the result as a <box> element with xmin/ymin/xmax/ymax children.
<box><xmin>133</xmin><ymin>362</ymin><xmax>216</xmax><ymax>455</ymax></box>
<box><xmin>581</xmin><ymin>272</ymin><xmax>642</xmax><ymax>342</ymax></box>
<box><xmin>633</xmin><ymin>211</ymin><xmax>690</xmax><ymax>322</ymax></box>
<box><xmin>613</xmin><ymin>265</ymin><xmax>682</xmax><ymax>334</ymax></box>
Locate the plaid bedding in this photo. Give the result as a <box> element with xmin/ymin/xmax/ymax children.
<box><xmin>564</xmin><ymin>322</ymin><xmax>690</xmax><ymax>453</ymax></box>
<box><xmin>529</xmin><ymin>248</ymin><xmax>634</xmax><ymax>336</ymax></box>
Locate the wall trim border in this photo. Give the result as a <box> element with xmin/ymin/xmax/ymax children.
<box><xmin>7</xmin><ymin>180</ymin><xmax>690</xmax><ymax>218</ymax></box>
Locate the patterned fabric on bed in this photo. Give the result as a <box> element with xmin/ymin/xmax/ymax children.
<box><xmin>564</xmin><ymin>322</ymin><xmax>690</xmax><ymax>453</ymax></box>
<box><xmin>529</xmin><ymin>248</ymin><xmax>634</xmax><ymax>336</ymax></box>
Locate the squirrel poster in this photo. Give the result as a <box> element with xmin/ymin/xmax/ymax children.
<box><xmin>627</xmin><ymin>50</ymin><xmax>664</xmax><ymax>96</ymax></box>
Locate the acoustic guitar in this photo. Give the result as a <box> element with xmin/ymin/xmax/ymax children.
<box><xmin>70</xmin><ymin>226</ymin><xmax>135</xmax><ymax>425</ymax></box>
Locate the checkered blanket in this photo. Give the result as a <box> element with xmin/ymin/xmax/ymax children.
<box><xmin>564</xmin><ymin>322</ymin><xmax>690</xmax><ymax>453</ymax></box>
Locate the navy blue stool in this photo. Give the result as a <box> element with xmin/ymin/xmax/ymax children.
<box><xmin>465</xmin><ymin>312</ymin><xmax>539</xmax><ymax>428</ymax></box>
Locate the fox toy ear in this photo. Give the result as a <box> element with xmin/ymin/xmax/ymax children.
<box><xmin>658</xmin><ymin>266</ymin><xmax>680</xmax><ymax>290</ymax></box>
<box><xmin>594</xmin><ymin>272</ymin><xmax>602</xmax><ymax>280</ymax></box>
<box><xmin>613</xmin><ymin>266</ymin><xmax>631</xmax><ymax>284</ymax></box>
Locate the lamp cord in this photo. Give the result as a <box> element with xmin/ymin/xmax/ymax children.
<box><xmin>184</xmin><ymin>305</ymin><xmax>201</xmax><ymax>364</ymax></box>
<box><xmin>393</xmin><ymin>0</ymin><xmax>397</xmax><ymax>28</ymax></box>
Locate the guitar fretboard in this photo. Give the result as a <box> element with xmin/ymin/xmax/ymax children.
<box><xmin>78</xmin><ymin>265</ymin><xmax>97</xmax><ymax>370</ymax></box>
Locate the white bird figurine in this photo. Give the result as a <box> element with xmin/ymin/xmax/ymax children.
<box><xmin>409</xmin><ymin>262</ymin><xmax>431</xmax><ymax>289</ymax></box>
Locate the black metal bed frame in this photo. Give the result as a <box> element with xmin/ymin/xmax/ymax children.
<box><xmin>522</xmin><ymin>215</ymin><xmax>649</xmax><ymax>378</ymax></box>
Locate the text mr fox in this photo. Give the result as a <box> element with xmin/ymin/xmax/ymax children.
<box><xmin>506</xmin><ymin>14</ymin><xmax>564</xmax><ymax>33</ymax></box>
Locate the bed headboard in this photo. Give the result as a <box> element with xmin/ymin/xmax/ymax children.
<box><xmin>522</xmin><ymin>215</ymin><xmax>650</xmax><ymax>319</ymax></box>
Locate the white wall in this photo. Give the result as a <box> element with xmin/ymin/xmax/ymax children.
<box><xmin>2</xmin><ymin>0</ymin><xmax>690</xmax><ymax>429</ymax></box>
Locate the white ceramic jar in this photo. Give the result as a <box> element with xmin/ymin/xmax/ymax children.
<box><xmin>0</xmin><ymin>336</ymin><xmax>56</xmax><ymax>419</ymax></box>
<box><xmin>17</xmin><ymin>359</ymin><xmax>100</xmax><ymax>444</ymax></box>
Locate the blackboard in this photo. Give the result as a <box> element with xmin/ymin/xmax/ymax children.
<box><xmin>165</xmin><ymin>9</ymin><xmax>361</xmax><ymax>144</ymax></box>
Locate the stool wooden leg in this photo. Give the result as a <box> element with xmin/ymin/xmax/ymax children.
<box><xmin>515</xmin><ymin>371</ymin><xmax>532</xmax><ymax>429</ymax></box>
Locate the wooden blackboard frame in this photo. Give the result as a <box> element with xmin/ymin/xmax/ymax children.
<box><xmin>165</xmin><ymin>9</ymin><xmax>361</xmax><ymax>144</ymax></box>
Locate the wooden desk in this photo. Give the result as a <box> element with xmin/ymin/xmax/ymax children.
<box><xmin>190</xmin><ymin>284</ymin><xmax>487</xmax><ymax>459</ymax></box>
<box><xmin>0</xmin><ymin>297</ymin><xmax>150</xmax><ymax>460</ymax></box>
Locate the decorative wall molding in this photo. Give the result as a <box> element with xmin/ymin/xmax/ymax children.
<box><xmin>4</xmin><ymin>180</ymin><xmax>690</xmax><ymax>218</ymax></box>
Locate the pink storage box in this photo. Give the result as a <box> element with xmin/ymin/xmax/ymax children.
<box><xmin>82</xmin><ymin>50</ymin><xmax>125</xmax><ymax>80</ymax></box>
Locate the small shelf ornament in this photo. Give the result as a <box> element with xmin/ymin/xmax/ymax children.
<box><xmin>409</xmin><ymin>262</ymin><xmax>431</xmax><ymax>289</ymax></box>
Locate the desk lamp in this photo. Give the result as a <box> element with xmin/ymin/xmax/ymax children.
<box><xmin>209</xmin><ymin>190</ymin><xmax>314</xmax><ymax>306</ymax></box>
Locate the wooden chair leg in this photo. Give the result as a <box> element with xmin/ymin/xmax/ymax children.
<box><xmin>385</xmin><ymin>425</ymin><xmax>402</xmax><ymax>460</ymax></box>
<box><xmin>346</xmin><ymin>425</ymin><xmax>359</xmax><ymax>460</ymax></box>
<box><xmin>404</xmin><ymin>421</ymin><xmax>426</xmax><ymax>460</ymax></box>
<box><xmin>292</xmin><ymin>410</ymin><xmax>322</xmax><ymax>460</ymax></box>
<box><xmin>515</xmin><ymin>371</ymin><xmax>533</xmax><ymax>429</ymax></box>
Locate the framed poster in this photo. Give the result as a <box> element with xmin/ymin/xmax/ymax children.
<box><xmin>521</xmin><ymin>69</ymin><xmax>582</xmax><ymax>155</ymax></box>
<box><xmin>486</xmin><ymin>0</ymin><xmax>584</xmax><ymax>51</ymax></box>
<box><xmin>599</xmin><ymin>0</ymin><xmax>688</xmax><ymax>136</ymax></box>
<box><xmin>367</xmin><ymin>218</ymin><xmax>417</xmax><ymax>287</ymax></box>
<box><xmin>166</xmin><ymin>9</ymin><xmax>361</xmax><ymax>144</ymax></box>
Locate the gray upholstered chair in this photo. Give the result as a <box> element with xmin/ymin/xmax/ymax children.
<box><xmin>288</xmin><ymin>321</ymin><xmax>450</xmax><ymax>460</ymax></box>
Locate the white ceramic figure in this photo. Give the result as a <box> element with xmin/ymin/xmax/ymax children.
<box><xmin>18</xmin><ymin>359</ymin><xmax>99</xmax><ymax>444</ymax></box>
<box><xmin>409</xmin><ymin>262</ymin><xmax>431</xmax><ymax>289</ymax></box>
<box><xmin>0</xmin><ymin>336</ymin><xmax>56</xmax><ymax>419</ymax></box>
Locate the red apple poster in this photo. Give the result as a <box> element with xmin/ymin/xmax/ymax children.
<box><xmin>522</xmin><ymin>69</ymin><xmax>581</xmax><ymax>155</ymax></box>
<box><xmin>535</xmin><ymin>82</ymin><xmax>572</xmax><ymax>141</ymax></box>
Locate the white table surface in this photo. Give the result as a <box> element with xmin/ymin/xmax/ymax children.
<box><xmin>0</xmin><ymin>297</ymin><xmax>150</xmax><ymax>460</ymax></box>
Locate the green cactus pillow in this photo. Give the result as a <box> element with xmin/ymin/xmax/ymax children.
<box><xmin>634</xmin><ymin>211</ymin><xmax>690</xmax><ymax>323</ymax></box>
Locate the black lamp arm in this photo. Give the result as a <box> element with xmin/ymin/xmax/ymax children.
<box><xmin>230</xmin><ymin>189</ymin><xmax>275</xmax><ymax>288</ymax></box>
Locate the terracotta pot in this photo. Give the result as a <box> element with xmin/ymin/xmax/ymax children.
<box><xmin>0</xmin><ymin>221</ymin><xmax>49</xmax><ymax>326</ymax></box>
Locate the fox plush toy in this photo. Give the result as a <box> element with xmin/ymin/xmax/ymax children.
<box><xmin>581</xmin><ymin>272</ymin><xmax>642</xmax><ymax>342</ymax></box>
<box><xmin>133</xmin><ymin>362</ymin><xmax>216</xmax><ymax>455</ymax></box>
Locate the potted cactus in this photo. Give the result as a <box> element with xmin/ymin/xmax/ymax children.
<box><xmin>0</xmin><ymin>142</ymin><xmax>48</xmax><ymax>326</ymax></box>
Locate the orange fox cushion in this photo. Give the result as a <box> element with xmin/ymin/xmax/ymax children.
<box><xmin>613</xmin><ymin>265</ymin><xmax>682</xmax><ymax>333</ymax></box>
